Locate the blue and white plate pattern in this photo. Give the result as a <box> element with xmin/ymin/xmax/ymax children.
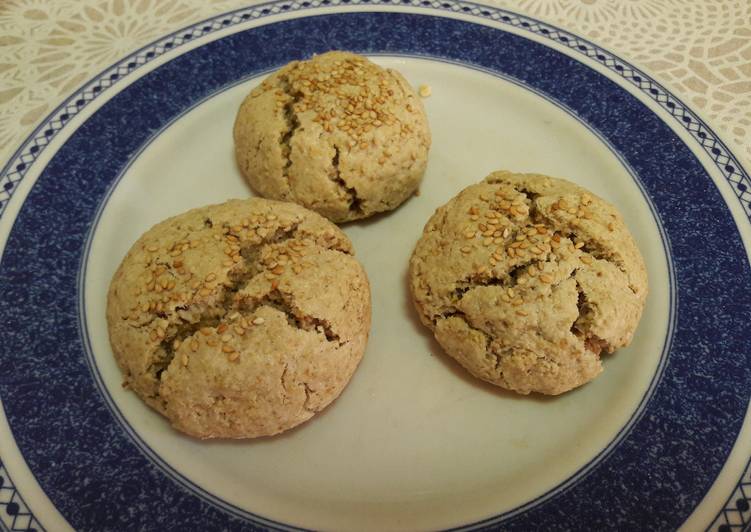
<box><xmin>0</xmin><ymin>2</ymin><xmax>750</xmax><ymax>531</ymax></box>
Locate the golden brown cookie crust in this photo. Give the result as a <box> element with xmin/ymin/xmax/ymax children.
<box><xmin>233</xmin><ymin>50</ymin><xmax>431</xmax><ymax>223</ymax></box>
<box><xmin>107</xmin><ymin>198</ymin><xmax>371</xmax><ymax>438</ymax></box>
<box><xmin>409</xmin><ymin>171</ymin><xmax>648</xmax><ymax>395</ymax></box>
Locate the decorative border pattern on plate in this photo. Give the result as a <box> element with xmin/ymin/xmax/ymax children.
<box><xmin>0</xmin><ymin>1</ymin><xmax>748</xmax><ymax>530</ymax></box>
<box><xmin>709</xmin><ymin>454</ymin><xmax>751</xmax><ymax>532</ymax></box>
<box><xmin>0</xmin><ymin>460</ymin><xmax>43</xmax><ymax>532</ymax></box>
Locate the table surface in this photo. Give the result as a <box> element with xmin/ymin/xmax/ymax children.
<box><xmin>1</xmin><ymin>0</ymin><xmax>749</xmax><ymax>172</ymax></box>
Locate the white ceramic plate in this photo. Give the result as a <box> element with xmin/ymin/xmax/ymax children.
<box><xmin>0</xmin><ymin>2</ymin><xmax>749</xmax><ymax>531</ymax></box>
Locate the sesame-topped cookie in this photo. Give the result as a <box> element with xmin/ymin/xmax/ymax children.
<box><xmin>409</xmin><ymin>171</ymin><xmax>648</xmax><ymax>395</ymax></box>
<box><xmin>107</xmin><ymin>198</ymin><xmax>371</xmax><ymax>438</ymax></box>
<box><xmin>233</xmin><ymin>51</ymin><xmax>431</xmax><ymax>223</ymax></box>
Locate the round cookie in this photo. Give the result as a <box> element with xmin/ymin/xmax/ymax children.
<box><xmin>107</xmin><ymin>198</ymin><xmax>371</xmax><ymax>438</ymax></box>
<box><xmin>409</xmin><ymin>171</ymin><xmax>648</xmax><ymax>395</ymax></box>
<box><xmin>233</xmin><ymin>50</ymin><xmax>431</xmax><ymax>223</ymax></box>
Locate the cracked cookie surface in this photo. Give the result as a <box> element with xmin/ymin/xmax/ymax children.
<box><xmin>233</xmin><ymin>50</ymin><xmax>431</xmax><ymax>223</ymax></box>
<box><xmin>409</xmin><ymin>171</ymin><xmax>648</xmax><ymax>395</ymax></box>
<box><xmin>107</xmin><ymin>198</ymin><xmax>371</xmax><ymax>438</ymax></box>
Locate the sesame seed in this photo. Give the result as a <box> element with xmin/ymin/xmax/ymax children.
<box><xmin>234</xmin><ymin>325</ymin><xmax>246</xmax><ymax>336</ymax></box>
<box><xmin>147</xmin><ymin>245</ymin><xmax>159</xmax><ymax>252</ymax></box>
<box><xmin>205</xmin><ymin>273</ymin><xmax>216</xmax><ymax>282</ymax></box>
<box><xmin>512</xmin><ymin>298</ymin><xmax>524</xmax><ymax>306</ymax></box>
<box><xmin>200</xmin><ymin>327</ymin><xmax>212</xmax><ymax>336</ymax></box>
<box><xmin>222</xmin><ymin>344</ymin><xmax>234</xmax><ymax>353</ymax></box>
<box><xmin>140</xmin><ymin>302</ymin><xmax>150</xmax><ymax>312</ymax></box>
<box><xmin>575</xmin><ymin>242</ymin><xmax>585</xmax><ymax>249</ymax></box>
<box><xmin>190</xmin><ymin>339</ymin><xmax>199</xmax><ymax>352</ymax></box>
<box><xmin>207</xmin><ymin>339</ymin><xmax>218</xmax><ymax>347</ymax></box>
<box><xmin>515</xmin><ymin>234</ymin><xmax>526</xmax><ymax>242</ymax></box>
<box><xmin>460</xmin><ymin>246</ymin><xmax>472</xmax><ymax>254</ymax></box>
<box><xmin>581</xmin><ymin>255</ymin><xmax>593</xmax><ymax>264</ymax></box>
<box><xmin>502</xmin><ymin>228</ymin><xmax>510</xmax><ymax>238</ymax></box>
<box><xmin>181</xmin><ymin>353</ymin><xmax>189</xmax><ymax>367</ymax></box>
<box><xmin>199</xmin><ymin>288</ymin><xmax>211</xmax><ymax>297</ymax></box>
<box><xmin>517</xmin><ymin>277</ymin><xmax>528</xmax><ymax>285</ymax></box>
<box><xmin>507</xmin><ymin>288</ymin><xmax>515</xmax><ymax>298</ymax></box>
<box><xmin>252</xmin><ymin>317</ymin><xmax>265</xmax><ymax>325</ymax></box>
<box><xmin>516</xmin><ymin>310</ymin><xmax>528</xmax><ymax>316</ymax></box>
<box><xmin>558</xmin><ymin>199</ymin><xmax>568</xmax><ymax>209</ymax></box>
<box><xmin>483</xmin><ymin>237</ymin><xmax>493</xmax><ymax>246</ymax></box>
<box><xmin>608</xmin><ymin>222</ymin><xmax>615</xmax><ymax>232</ymax></box>
<box><xmin>464</xmin><ymin>231</ymin><xmax>476</xmax><ymax>239</ymax></box>
<box><xmin>539</xmin><ymin>274</ymin><xmax>553</xmax><ymax>283</ymax></box>
<box><xmin>221</xmin><ymin>334</ymin><xmax>232</xmax><ymax>342</ymax></box>
<box><xmin>272</xmin><ymin>265</ymin><xmax>285</xmax><ymax>275</ymax></box>
<box><xmin>418</xmin><ymin>84</ymin><xmax>432</xmax><ymax>97</ymax></box>
<box><xmin>228</xmin><ymin>351</ymin><xmax>239</xmax><ymax>362</ymax></box>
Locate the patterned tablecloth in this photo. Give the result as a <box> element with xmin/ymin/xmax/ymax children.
<box><xmin>1</xmin><ymin>0</ymin><xmax>749</xmax><ymax>171</ymax></box>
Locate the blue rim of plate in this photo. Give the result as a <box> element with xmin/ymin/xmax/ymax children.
<box><xmin>0</xmin><ymin>2</ymin><xmax>749</xmax><ymax>531</ymax></box>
